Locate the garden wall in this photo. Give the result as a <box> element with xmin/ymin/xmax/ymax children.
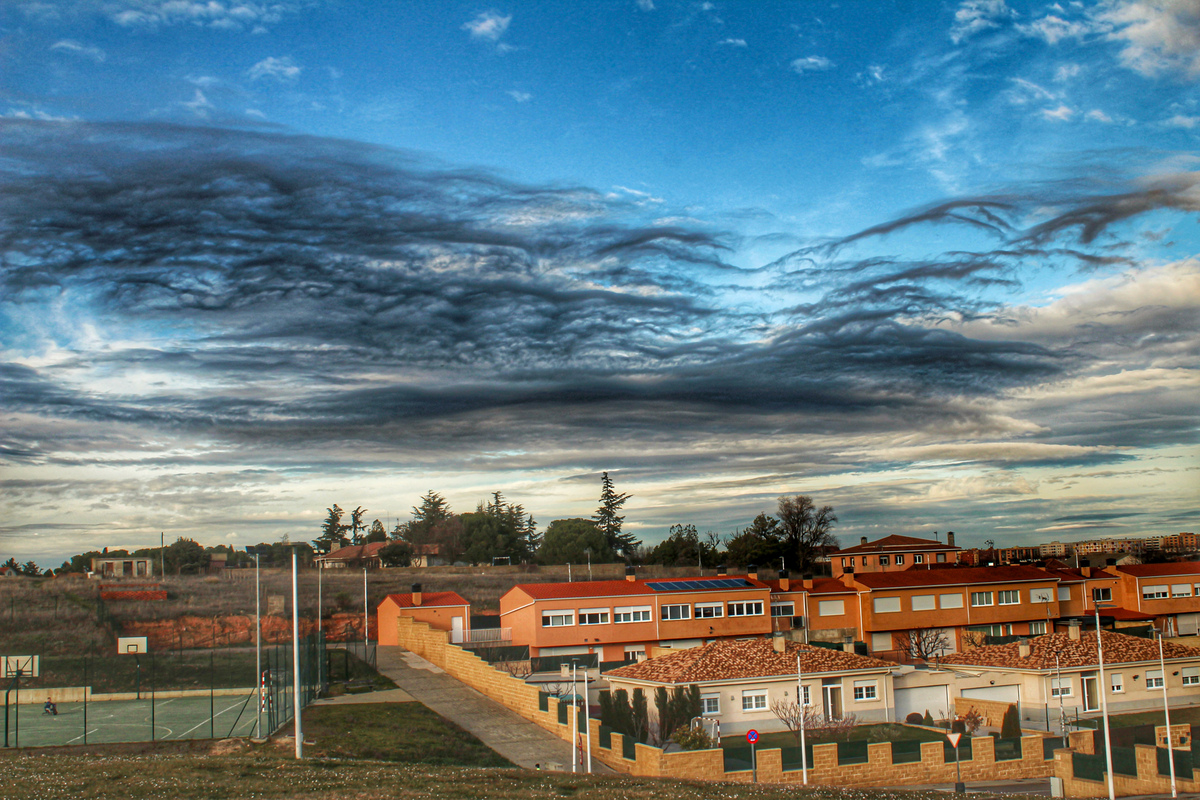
<box><xmin>391</xmin><ymin>616</ymin><xmax>1056</xmax><ymax>786</ymax></box>
<box><xmin>1055</xmin><ymin>725</ymin><xmax>1196</xmax><ymax>797</ymax></box>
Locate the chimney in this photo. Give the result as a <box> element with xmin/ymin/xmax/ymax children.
<box><xmin>778</xmin><ymin>569</ymin><xmax>789</xmax><ymax>592</ymax></box>
<box><xmin>717</xmin><ymin>564</ymin><xmax>727</xmax><ymax>578</ymax></box>
<box><xmin>802</xmin><ymin>573</ymin><xmax>814</xmax><ymax>590</ymax></box>
<box><xmin>860</xmin><ymin>536</ymin><xmax>868</xmax><ymax>546</ymax></box>
<box><xmin>773</xmin><ymin>632</ymin><xmax>786</xmax><ymax>654</ymax></box>
<box><xmin>625</xmin><ymin>565</ymin><xmax>636</xmax><ymax>582</ymax></box>
<box><xmin>840</xmin><ymin>569</ymin><xmax>855</xmax><ymax>588</ymax></box>
<box><xmin>947</xmin><ymin>532</ymin><xmax>955</xmax><ymax>548</ymax></box>
<box><xmin>1068</xmin><ymin>621</ymin><xmax>1081</xmax><ymax>641</ymax></box>
<box><xmin>842</xmin><ymin>636</ymin><xmax>855</xmax><ymax>654</ymax></box>
<box><xmin>411</xmin><ymin>583</ymin><xmax>422</xmax><ymax>606</ymax></box>
<box><xmin>1018</xmin><ymin>639</ymin><xmax>1031</xmax><ymax>658</ymax></box>
<box><xmin>748</xmin><ymin>564</ymin><xmax>758</xmax><ymax>581</ymax></box>
<box><xmin>1081</xmin><ymin>566</ymin><xmax>1092</xmax><ymax>578</ymax></box>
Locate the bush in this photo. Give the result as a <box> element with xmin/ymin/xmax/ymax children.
<box><xmin>922</xmin><ymin>710</ymin><xmax>934</xmax><ymax>727</ymax></box>
<box><xmin>670</xmin><ymin>725</ymin><xmax>716</xmax><ymax>750</ymax></box>
<box><xmin>905</xmin><ymin>712</ymin><xmax>924</xmax><ymax>724</ymax></box>
<box><xmin>1000</xmin><ymin>704</ymin><xmax>1021</xmax><ymax>738</ymax></box>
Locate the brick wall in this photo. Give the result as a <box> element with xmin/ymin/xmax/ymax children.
<box><xmin>1055</xmin><ymin>743</ymin><xmax>1199</xmax><ymax>797</ymax></box>
<box><xmin>952</xmin><ymin>697</ymin><xmax>1014</xmax><ymax>728</ymax></box>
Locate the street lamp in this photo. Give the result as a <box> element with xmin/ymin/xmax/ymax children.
<box><xmin>1155</xmin><ymin>628</ymin><xmax>1177</xmax><ymax>798</ymax></box>
<box><xmin>1093</xmin><ymin>599</ymin><xmax>1115</xmax><ymax>800</ymax></box>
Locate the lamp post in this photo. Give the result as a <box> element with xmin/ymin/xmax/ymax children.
<box><xmin>1093</xmin><ymin>601</ymin><xmax>1114</xmax><ymax>800</ymax></box>
<box><xmin>570</xmin><ymin>659</ymin><xmax>578</xmax><ymax>774</ymax></box>
<box><xmin>254</xmin><ymin>549</ymin><xmax>261</xmax><ymax>740</ymax></box>
<box><xmin>796</xmin><ymin>652</ymin><xmax>808</xmax><ymax>785</ymax></box>
<box><xmin>1156</xmin><ymin>628</ymin><xmax>1177</xmax><ymax>798</ymax></box>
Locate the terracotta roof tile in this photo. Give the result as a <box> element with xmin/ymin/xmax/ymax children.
<box><xmin>853</xmin><ymin>565</ymin><xmax>1054</xmax><ymax>589</ymax></box>
<box><xmin>383</xmin><ymin>591</ymin><xmax>469</xmax><ymax>608</ymax></box>
<box><xmin>1116</xmin><ymin>562</ymin><xmax>1200</xmax><ymax>578</ymax></box>
<box><xmin>604</xmin><ymin>637</ymin><xmax>895</xmax><ymax>684</ymax></box>
<box><xmin>941</xmin><ymin>630</ymin><xmax>1200</xmax><ymax>670</ymax></box>
<box><xmin>318</xmin><ymin>542</ymin><xmax>389</xmax><ymax>561</ymax></box>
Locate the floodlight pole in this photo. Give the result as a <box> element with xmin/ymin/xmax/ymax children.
<box><xmin>317</xmin><ymin>565</ymin><xmax>323</xmax><ymax>638</ymax></box>
<box><xmin>583</xmin><ymin>665</ymin><xmax>592</xmax><ymax>773</ymax></box>
<box><xmin>1157</xmin><ymin>629</ymin><xmax>1177</xmax><ymax>798</ymax></box>
<box><xmin>797</xmin><ymin>652</ymin><xmax>808</xmax><ymax>784</ymax></box>
<box><xmin>292</xmin><ymin>550</ymin><xmax>303</xmax><ymax>759</ymax></box>
<box><xmin>1094</xmin><ymin>604</ymin><xmax>1114</xmax><ymax>800</ymax></box>
<box><xmin>363</xmin><ymin>567</ymin><xmax>369</xmax><ymax>655</ymax></box>
<box><xmin>255</xmin><ymin>551</ymin><xmax>262</xmax><ymax>740</ymax></box>
<box><xmin>571</xmin><ymin>660</ymin><xmax>578</xmax><ymax>774</ymax></box>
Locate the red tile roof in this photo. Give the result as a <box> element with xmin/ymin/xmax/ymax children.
<box><xmin>1116</xmin><ymin>562</ymin><xmax>1200</xmax><ymax>578</ymax></box>
<box><xmin>605</xmin><ymin>637</ymin><xmax>895</xmax><ymax>684</ymax></box>
<box><xmin>509</xmin><ymin>576</ymin><xmax>769</xmax><ymax>601</ymax></box>
<box><xmin>853</xmin><ymin>564</ymin><xmax>1054</xmax><ymax>589</ymax></box>
<box><xmin>941</xmin><ymin>630</ymin><xmax>1200</xmax><ymax>670</ymax></box>
<box><xmin>833</xmin><ymin>534</ymin><xmax>959</xmax><ymax>556</ymax></box>
<box><xmin>317</xmin><ymin>542</ymin><xmax>389</xmax><ymax>561</ymax></box>
<box><xmin>383</xmin><ymin>591</ymin><xmax>469</xmax><ymax>609</ymax></box>
<box><xmin>763</xmin><ymin>577</ymin><xmax>855</xmax><ymax>595</ymax></box>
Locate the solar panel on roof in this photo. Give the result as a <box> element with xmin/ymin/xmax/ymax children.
<box><xmin>645</xmin><ymin>578</ymin><xmax>754</xmax><ymax>592</ymax></box>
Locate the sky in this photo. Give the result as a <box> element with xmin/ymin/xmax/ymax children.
<box><xmin>1</xmin><ymin>0</ymin><xmax>1198</xmax><ymax>568</ymax></box>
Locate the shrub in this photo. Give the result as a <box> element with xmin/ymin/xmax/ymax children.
<box><xmin>1000</xmin><ymin>704</ymin><xmax>1021</xmax><ymax>739</ymax></box>
<box><xmin>905</xmin><ymin>712</ymin><xmax>924</xmax><ymax>724</ymax></box>
<box><xmin>923</xmin><ymin>710</ymin><xmax>934</xmax><ymax>727</ymax></box>
<box><xmin>670</xmin><ymin>725</ymin><xmax>716</xmax><ymax>750</ymax></box>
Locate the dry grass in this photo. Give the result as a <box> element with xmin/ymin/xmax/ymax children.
<box><xmin>0</xmin><ymin>579</ymin><xmax>108</xmax><ymax>655</ymax></box>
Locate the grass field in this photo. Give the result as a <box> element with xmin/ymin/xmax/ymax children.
<box><xmin>0</xmin><ymin>751</ymin><xmax>979</xmax><ymax>800</ymax></box>
<box><xmin>1105</xmin><ymin>704</ymin><xmax>1200</xmax><ymax>728</ymax></box>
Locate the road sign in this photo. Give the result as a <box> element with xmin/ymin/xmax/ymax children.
<box><xmin>947</xmin><ymin>732</ymin><xmax>962</xmax><ymax>748</ymax></box>
<box><xmin>746</xmin><ymin>730</ymin><xmax>759</xmax><ymax>744</ymax></box>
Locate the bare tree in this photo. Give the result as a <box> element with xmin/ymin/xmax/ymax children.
<box><xmin>770</xmin><ymin>698</ymin><xmax>858</xmax><ymax>743</ymax></box>
<box><xmin>498</xmin><ymin>660</ymin><xmax>532</xmax><ymax>680</ymax></box>
<box><xmin>776</xmin><ymin>495</ymin><xmax>837</xmax><ymax>574</ymax></box>
<box><xmin>900</xmin><ymin>628</ymin><xmax>952</xmax><ymax>660</ymax></box>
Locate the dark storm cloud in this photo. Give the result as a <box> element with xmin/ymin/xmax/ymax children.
<box><xmin>0</xmin><ymin>120</ymin><xmax>1195</xmax><ymax>474</ymax></box>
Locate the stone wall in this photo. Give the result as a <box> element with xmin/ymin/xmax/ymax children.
<box><xmin>392</xmin><ymin>615</ymin><xmax>1056</xmax><ymax>786</ymax></box>
<box><xmin>952</xmin><ymin>696</ymin><xmax>1015</xmax><ymax>728</ymax></box>
<box><xmin>1055</xmin><ymin>743</ymin><xmax>1197</xmax><ymax>797</ymax></box>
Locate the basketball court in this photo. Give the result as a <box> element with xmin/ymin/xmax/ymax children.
<box><xmin>3</xmin><ymin>693</ymin><xmax>262</xmax><ymax>748</ymax></box>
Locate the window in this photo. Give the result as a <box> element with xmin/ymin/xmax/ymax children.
<box><xmin>969</xmin><ymin>623</ymin><xmax>1011</xmax><ymax>637</ymax></box>
<box><xmin>914</xmin><ymin>554</ymin><xmax>925</xmax><ymax>564</ymax></box>
<box><xmin>701</xmin><ymin>694</ymin><xmax>721</xmax><ymax>715</ymax></box>
<box><xmin>541</xmin><ymin>611</ymin><xmax>574</xmax><ymax>627</ymax></box>
<box><xmin>1183</xmin><ymin>667</ymin><xmax>1199</xmax><ymax>687</ymax></box>
<box><xmin>1171</xmin><ymin>584</ymin><xmax>1192</xmax><ymax>598</ymax></box>
<box><xmin>771</xmin><ymin>602</ymin><xmax>795</xmax><ymax>617</ymax></box>
<box><xmin>912</xmin><ymin>594</ymin><xmax>936</xmax><ymax>611</ymax></box>
<box><xmin>800</xmin><ymin>685</ymin><xmax>811</xmax><ymax>706</ymax></box>
<box><xmin>853</xmin><ymin>680</ymin><xmax>878</xmax><ymax>701</ymax></box>
<box><xmin>818</xmin><ymin>600</ymin><xmax>845</xmax><ymax>616</ymax></box>
<box><xmin>1146</xmin><ymin>669</ymin><xmax>1164</xmax><ymax>689</ymax></box>
<box><xmin>1030</xmin><ymin>589</ymin><xmax>1053</xmax><ymax>604</ymax></box>
<box><xmin>873</xmin><ymin>596</ymin><xmax>901</xmax><ymax>613</ymax></box>
<box><xmin>840</xmin><ymin>558</ymin><xmax>847</xmax><ymax>568</ymax></box>
<box><xmin>970</xmin><ymin>591</ymin><xmax>994</xmax><ymax>607</ymax></box>
<box><xmin>998</xmin><ymin>590</ymin><xmax>1020</xmax><ymax>605</ymax></box>
<box><xmin>694</xmin><ymin>601</ymin><xmax>724</xmax><ymax>619</ymax></box>
<box><xmin>879</xmin><ymin>555</ymin><xmax>889</xmax><ymax>566</ymax></box>
<box><xmin>936</xmin><ymin>553</ymin><xmax>947</xmax><ymax>563</ymax></box>
<box><xmin>727</xmin><ymin>601</ymin><xmax>764</xmax><ymax>617</ymax></box>
<box><xmin>1058</xmin><ymin>586</ymin><xmax>1072</xmax><ymax>602</ymax></box>
<box><xmin>661</xmin><ymin>604</ymin><xmax>690</xmax><ymax>621</ymax></box>
<box><xmin>623</xmin><ymin>646</ymin><xmax>645</xmax><ymax>662</ymax></box>
<box><xmin>1091</xmin><ymin>588</ymin><xmax>1112</xmax><ymax>603</ymax></box>
<box><xmin>895</xmin><ymin>555</ymin><xmax>905</xmax><ymax>566</ymax></box>
<box><xmin>849</xmin><ymin>558</ymin><xmax>855</xmax><ymax>567</ymax></box>
<box><xmin>1110</xmin><ymin>673</ymin><xmax>1124</xmax><ymax>693</ymax></box>
<box><xmin>861</xmin><ymin>557</ymin><xmax>870</xmax><ymax>567</ymax></box>
<box><xmin>871</xmin><ymin>632</ymin><xmax>893</xmax><ymax>651</ymax></box>
<box><xmin>939</xmin><ymin>593</ymin><xmax>964</xmax><ymax>609</ymax></box>
<box><xmin>614</xmin><ymin>606</ymin><xmax>652</xmax><ymax>623</ymax></box>
<box><xmin>1143</xmin><ymin>585</ymin><xmax>1169</xmax><ymax>600</ymax></box>
<box><xmin>742</xmin><ymin>690</ymin><xmax>768</xmax><ymax>711</ymax></box>
<box><xmin>579</xmin><ymin>608</ymin><xmax>609</xmax><ymax>625</ymax></box>
<box><xmin>1051</xmin><ymin>677</ymin><xmax>1072</xmax><ymax>697</ymax></box>
<box><xmin>1029</xmin><ymin>621</ymin><xmax>1047</xmax><ymax>636</ymax></box>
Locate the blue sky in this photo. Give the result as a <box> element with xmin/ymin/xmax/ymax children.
<box><xmin>1</xmin><ymin>0</ymin><xmax>1197</xmax><ymax>566</ymax></box>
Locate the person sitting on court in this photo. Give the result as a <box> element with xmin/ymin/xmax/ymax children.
<box><xmin>43</xmin><ymin>697</ymin><xmax>58</xmax><ymax>715</ymax></box>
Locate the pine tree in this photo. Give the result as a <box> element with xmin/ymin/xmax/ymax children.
<box><xmin>594</xmin><ymin>472</ymin><xmax>638</xmax><ymax>558</ymax></box>
<box><xmin>349</xmin><ymin>506</ymin><xmax>368</xmax><ymax>545</ymax></box>
<box><xmin>315</xmin><ymin>504</ymin><xmax>349</xmax><ymax>553</ymax></box>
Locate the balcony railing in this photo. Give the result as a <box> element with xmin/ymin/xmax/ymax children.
<box><xmin>451</xmin><ymin>627</ymin><xmax>513</xmax><ymax>646</ymax></box>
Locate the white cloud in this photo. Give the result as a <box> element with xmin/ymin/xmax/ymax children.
<box><xmin>1054</xmin><ymin>63</ymin><xmax>1082</xmax><ymax>81</ymax></box>
<box><xmin>718</xmin><ymin>38</ymin><xmax>747</xmax><ymax>47</ymax></box>
<box><xmin>1100</xmin><ymin>0</ymin><xmax>1200</xmax><ymax>79</ymax></box>
<box><xmin>636</xmin><ymin>0</ymin><xmax>655</xmax><ymax>10</ymax></box>
<box><xmin>463</xmin><ymin>10</ymin><xmax>511</xmax><ymax>41</ymax></box>
<box><xmin>103</xmin><ymin>0</ymin><xmax>301</xmax><ymax>31</ymax></box>
<box><xmin>950</xmin><ymin>0</ymin><xmax>1016</xmax><ymax>44</ymax></box>
<box><xmin>1164</xmin><ymin>113</ymin><xmax>1199</xmax><ymax>127</ymax></box>
<box><xmin>248</xmin><ymin>56</ymin><xmax>301</xmax><ymax>82</ymax></box>
<box><xmin>225</xmin><ymin>532</ymin><xmax>239</xmax><ymax>539</ymax></box>
<box><xmin>1019</xmin><ymin>14</ymin><xmax>1089</xmax><ymax>44</ymax></box>
<box><xmin>790</xmin><ymin>56</ymin><xmax>833</xmax><ymax>74</ymax></box>
<box><xmin>507</xmin><ymin>90</ymin><xmax>532</xmax><ymax>103</ymax></box>
<box><xmin>1041</xmin><ymin>104</ymin><xmax>1075</xmax><ymax>121</ymax></box>
<box><xmin>50</xmin><ymin>39</ymin><xmax>106</xmax><ymax>62</ymax></box>
<box><xmin>1086</xmin><ymin>109</ymin><xmax>1114</xmax><ymax>122</ymax></box>
<box><xmin>1005</xmin><ymin>77</ymin><xmax>1059</xmax><ymax>104</ymax></box>
<box><xmin>182</xmin><ymin>88</ymin><xmax>213</xmax><ymax>117</ymax></box>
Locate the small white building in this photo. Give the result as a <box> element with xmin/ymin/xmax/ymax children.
<box><xmin>604</xmin><ymin>636</ymin><xmax>897</xmax><ymax>737</ymax></box>
<box><xmin>90</xmin><ymin>556</ymin><xmax>154</xmax><ymax>578</ymax></box>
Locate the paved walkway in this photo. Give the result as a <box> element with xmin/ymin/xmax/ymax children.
<box><xmin>373</xmin><ymin>645</ymin><xmax>613</xmax><ymax>774</ymax></box>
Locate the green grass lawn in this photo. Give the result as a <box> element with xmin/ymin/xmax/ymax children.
<box><xmin>1103</xmin><ymin>704</ymin><xmax>1200</xmax><ymax>728</ymax></box>
<box><xmin>722</xmin><ymin>723</ymin><xmax>946</xmax><ymax>751</ymax></box>
<box><xmin>0</xmin><ymin>750</ymin><xmax>1008</xmax><ymax>800</ymax></box>
<box><xmin>300</xmin><ymin>702</ymin><xmax>513</xmax><ymax>766</ymax></box>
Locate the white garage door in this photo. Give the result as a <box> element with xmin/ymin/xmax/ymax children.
<box><xmin>895</xmin><ymin>685</ymin><xmax>950</xmax><ymax>722</ymax></box>
<box><xmin>961</xmin><ymin>684</ymin><xmax>1020</xmax><ymax>707</ymax></box>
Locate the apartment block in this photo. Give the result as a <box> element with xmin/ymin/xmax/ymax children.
<box><xmin>829</xmin><ymin>533</ymin><xmax>961</xmax><ymax>577</ymax></box>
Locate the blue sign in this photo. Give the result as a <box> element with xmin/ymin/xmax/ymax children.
<box><xmin>746</xmin><ymin>730</ymin><xmax>759</xmax><ymax>744</ymax></box>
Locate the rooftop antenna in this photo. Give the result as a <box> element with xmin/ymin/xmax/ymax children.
<box><xmin>934</xmin><ymin>531</ymin><xmax>940</xmax><ymax>543</ymax></box>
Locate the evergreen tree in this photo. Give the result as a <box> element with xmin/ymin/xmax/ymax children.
<box><xmin>349</xmin><ymin>506</ymin><xmax>368</xmax><ymax>545</ymax></box>
<box><xmin>365</xmin><ymin>519</ymin><xmax>388</xmax><ymax>543</ymax></box>
<box><xmin>315</xmin><ymin>504</ymin><xmax>349</xmax><ymax>553</ymax></box>
<box><xmin>594</xmin><ymin>472</ymin><xmax>638</xmax><ymax>558</ymax></box>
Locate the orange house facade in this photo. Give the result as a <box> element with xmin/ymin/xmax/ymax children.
<box><xmin>499</xmin><ymin>574</ymin><xmax>773</xmax><ymax>662</ymax></box>
<box><xmin>1115</xmin><ymin>562</ymin><xmax>1200</xmax><ymax>636</ymax></box>
<box><xmin>377</xmin><ymin>586</ymin><xmax>471</xmax><ymax>646</ymax></box>
<box><xmin>829</xmin><ymin>534</ymin><xmax>961</xmax><ymax>578</ymax></box>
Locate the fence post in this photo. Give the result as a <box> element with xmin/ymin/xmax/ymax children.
<box><xmin>210</xmin><ymin>651</ymin><xmax>215</xmax><ymax>739</ymax></box>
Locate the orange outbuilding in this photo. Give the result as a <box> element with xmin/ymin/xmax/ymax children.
<box><xmin>377</xmin><ymin>585</ymin><xmax>471</xmax><ymax>646</ymax></box>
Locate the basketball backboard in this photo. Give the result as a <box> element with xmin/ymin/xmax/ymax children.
<box><xmin>1</xmin><ymin>655</ymin><xmax>39</xmax><ymax>678</ymax></box>
<box><xmin>117</xmin><ymin>637</ymin><xmax>148</xmax><ymax>654</ymax></box>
